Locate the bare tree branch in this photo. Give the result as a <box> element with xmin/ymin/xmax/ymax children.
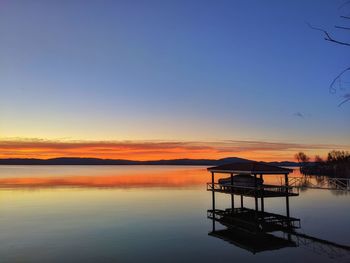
<box><xmin>307</xmin><ymin>9</ymin><xmax>350</xmax><ymax>106</ymax></box>
<box><xmin>338</xmin><ymin>94</ymin><xmax>350</xmax><ymax>107</ymax></box>
<box><xmin>335</xmin><ymin>25</ymin><xmax>350</xmax><ymax>30</ymax></box>
<box><xmin>307</xmin><ymin>22</ymin><xmax>350</xmax><ymax>46</ymax></box>
<box><xmin>324</xmin><ymin>37</ymin><xmax>350</xmax><ymax>46</ymax></box>
<box><xmin>307</xmin><ymin>22</ymin><xmax>332</xmax><ymax>37</ymax></box>
<box><xmin>338</xmin><ymin>1</ymin><xmax>350</xmax><ymax>10</ymax></box>
<box><xmin>330</xmin><ymin>67</ymin><xmax>350</xmax><ymax>94</ymax></box>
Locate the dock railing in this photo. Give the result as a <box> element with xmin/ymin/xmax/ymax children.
<box><xmin>285</xmin><ymin>176</ymin><xmax>350</xmax><ymax>191</ymax></box>
<box><xmin>207</xmin><ymin>183</ymin><xmax>299</xmax><ymax>196</ymax></box>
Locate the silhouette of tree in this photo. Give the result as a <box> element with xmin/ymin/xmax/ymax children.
<box><xmin>295</xmin><ymin>152</ymin><xmax>310</xmax><ymax>165</ymax></box>
<box><xmin>314</xmin><ymin>155</ymin><xmax>324</xmax><ymax>163</ymax></box>
<box><xmin>327</xmin><ymin>150</ymin><xmax>350</xmax><ymax>163</ymax></box>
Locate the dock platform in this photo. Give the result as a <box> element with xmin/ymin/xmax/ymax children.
<box><xmin>207</xmin><ymin>183</ymin><xmax>299</xmax><ymax>198</ymax></box>
<box><xmin>207</xmin><ymin>207</ymin><xmax>301</xmax><ymax>232</ymax></box>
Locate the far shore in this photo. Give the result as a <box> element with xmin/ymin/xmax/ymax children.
<box><xmin>0</xmin><ymin>157</ymin><xmax>300</xmax><ymax>166</ymax></box>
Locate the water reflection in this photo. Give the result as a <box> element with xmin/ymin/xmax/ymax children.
<box><xmin>208</xmin><ymin>210</ymin><xmax>350</xmax><ymax>259</ymax></box>
<box><xmin>0</xmin><ymin>166</ymin><xmax>208</xmax><ymax>189</ymax></box>
<box><xmin>0</xmin><ymin>165</ymin><xmax>349</xmax><ymax>262</ymax></box>
<box><xmin>0</xmin><ymin>166</ymin><xmax>347</xmax><ymax>195</ymax></box>
<box><xmin>209</xmin><ymin>228</ymin><xmax>297</xmax><ymax>253</ymax></box>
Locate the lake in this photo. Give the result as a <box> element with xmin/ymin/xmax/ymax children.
<box><xmin>0</xmin><ymin>165</ymin><xmax>349</xmax><ymax>262</ymax></box>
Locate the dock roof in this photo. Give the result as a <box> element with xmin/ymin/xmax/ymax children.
<box><xmin>207</xmin><ymin>161</ymin><xmax>292</xmax><ymax>175</ymax></box>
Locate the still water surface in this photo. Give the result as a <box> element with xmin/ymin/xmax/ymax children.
<box><xmin>0</xmin><ymin>165</ymin><xmax>349</xmax><ymax>262</ymax></box>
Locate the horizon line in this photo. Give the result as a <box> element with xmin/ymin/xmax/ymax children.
<box><xmin>0</xmin><ymin>138</ymin><xmax>348</xmax><ymax>162</ymax></box>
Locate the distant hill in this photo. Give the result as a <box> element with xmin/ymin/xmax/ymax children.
<box><xmin>267</xmin><ymin>161</ymin><xmax>301</xmax><ymax>167</ymax></box>
<box><xmin>0</xmin><ymin>157</ymin><xmax>299</xmax><ymax>166</ymax></box>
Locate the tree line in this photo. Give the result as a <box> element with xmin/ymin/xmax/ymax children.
<box><xmin>295</xmin><ymin>151</ymin><xmax>350</xmax><ymax>177</ymax></box>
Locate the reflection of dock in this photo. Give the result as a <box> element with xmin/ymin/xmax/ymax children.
<box><xmin>209</xmin><ymin>229</ymin><xmax>296</xmax><ymax>254</ymax></box>
<box><xmin>290</xmin><ymin>231</ymin><xmax>350</xmax><ymax>258</ymax></box>
<box><xmin>209</xmin><ymin>226</ymin><xmax>350</xmax><ymax>258</ymax></box>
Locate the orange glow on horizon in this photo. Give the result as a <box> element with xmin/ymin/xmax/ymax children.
<box><xmin>0</xmin><ymin>138</ymin><xmax>347</xmax><ymax>162</ymax></box>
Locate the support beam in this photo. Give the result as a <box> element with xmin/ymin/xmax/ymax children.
<box><xmin>240</xmin><ymin>195</ymin><xmax>243</xmax><ymax>208</ymax></box>
<box><xmin>285</xmin><ymin>173</ymin><xmax>290</xmax><ymax>219</ymax></box>
<box><xmin>211</xmin><ymin>172</ymin><xmax>216</xmax><ymax>231</ymax></box>
<box><xmin>260</xmin><ymin>174</ymin><xmax>265</xmax><ymax>212</ymax></box>
<box><xmin>254</xmin><ymin>174</ymin><xmax>259</xmax><ymax>212</ymax></box>
<box><xmin>230</xmin><ymin>173</ymin><xmax>234</xmax><ymax>211</ymax></box>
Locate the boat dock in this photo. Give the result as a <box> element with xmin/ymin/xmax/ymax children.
<box><xmin>207</xmin><ymin>207</ymin><xmax>301</xmax><ymax>233</ymax></box>
<box><xmin>205</xmin><ymin>161</ymin><xmax>350</xmax><ymax>259</ymax></box>
<box><xmin>207</xmin><ymin>161</ymin><xmax>296</xmax><ymax>219</ymax></box>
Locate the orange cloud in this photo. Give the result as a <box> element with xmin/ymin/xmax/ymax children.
<box><xmin>0</xmin><ymin>138</ymin><xmax>348</xmax><ymax>161</ymax></box>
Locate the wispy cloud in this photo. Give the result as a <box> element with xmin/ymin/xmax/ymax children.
<box><xmin>293</xmin><ymin>112</ymin><xmax>304</xmax><ymax>118</ymax></box>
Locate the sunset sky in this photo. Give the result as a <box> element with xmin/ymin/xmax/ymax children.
<box><xmin>0</xmin><ymin>0</ymin><xmax>349</xmax><ymax>161</ymax></box>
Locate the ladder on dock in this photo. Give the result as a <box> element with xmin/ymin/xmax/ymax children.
<box><xmin>282</xmin><ymin>176</ymin><xmax>350</xmax><ymax>191</ymax></box>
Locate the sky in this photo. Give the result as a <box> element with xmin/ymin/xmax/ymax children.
<box><xmin>0</xmin><ymin>0</ymin><xmax>349</xmax><ymax>161</ymax></box>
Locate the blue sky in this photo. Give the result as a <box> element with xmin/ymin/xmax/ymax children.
<box><xmin>0</xmin><ymin>0</ymin><xmax>349</xmax><ymax>155</ymax></box>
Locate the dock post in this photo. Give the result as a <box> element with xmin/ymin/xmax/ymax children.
<box><xmin>211</xmin><ymin>172</ymin><xmax>216</xmax><ymax>231</ymax></box>
<box><xmin>254</xmin><ymin>174</ymin><xmax>259</xmax><ymax>219</ymax></box>
<box><xmin>285</xmin><ymin>173</ymin><xmax>290</xmax><ymax>219</ymax></box>
<box><xmin>260</xmin><ymin>174</ymin><xmax>265</xmax><ymax>213</ymax></box>
<box><xmin>240</xmin><ymin>195</ymin><xmax>243</xmax><ymax>208</ymax></box>
<box><xmin>230</xmin><ymin>173</ymin><xmax>234</xmax><ymax>212</ymax></box>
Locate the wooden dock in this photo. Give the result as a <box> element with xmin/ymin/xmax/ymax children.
<box><xmin>286</xmin><ymin>176</ymin><xmax>350</xmax><ymax>191</ymax></box>
<box><xmin>207</xmin><ymin>183</ymin><xmax>299</xmax><ymax>198</ymax></box>
<box><xmin>208</xmin><ymin>207</ymin><xmax>301</xmax><ymax>233</ymax></box>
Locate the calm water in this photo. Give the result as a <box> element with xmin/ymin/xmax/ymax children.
<box><xmin>0</xmin><ymin>165</ymin><xmax>349</xmax><ymax>262</ymax></box>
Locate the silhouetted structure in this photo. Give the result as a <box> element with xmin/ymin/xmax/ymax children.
<box><xmin>207</xmin><ymin>161</ymin><xmax>297</xmax><ymax>230</ymax></box>
<box><xmin>209</xmin><ymin>228</ymin><xmax>296</xmax><ymax>254</ymax></box>
<box><xmin>206</xmin><ymin>162</ymin><xmax>350</xmax><ymax>259</ymax></box>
